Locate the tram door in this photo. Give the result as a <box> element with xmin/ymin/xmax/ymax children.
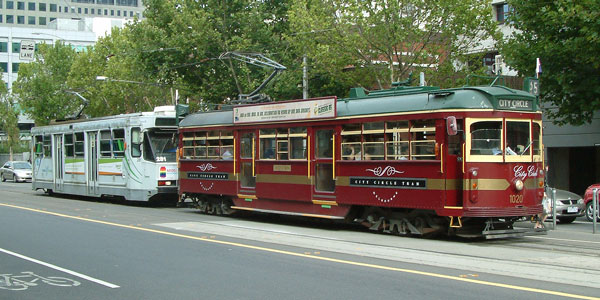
<box><xmin>53</xmin><ymin>134</ymin><xmax>64</xmax><ymax>192</ymax></box>
<box><xmin>444</xmin><ymin>118</ymin><xmax>463</xmax><ymax>208</ymax></box>
<box><xmin>238</xmin><ymin>131</ymin><xmax>256</xmax><ymax>196</ymax></box>
<box><xmin>87</xmin><ymin>132</ymin><xmax>99</xmax><ymax>195</ymax></box>
<box><xmin>312</xmin><ymin>128</ymin><xmax>337</xmax><ymax>199</ymax></box>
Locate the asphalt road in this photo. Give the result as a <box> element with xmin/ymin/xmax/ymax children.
<box><xmin>1</xmin><ymin>181</ymin><xmax>599</xmax><ymax>300</ymax></box>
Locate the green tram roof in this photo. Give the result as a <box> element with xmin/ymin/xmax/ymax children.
<box><xmin>179</xmin><ymin>85</ymin><xmax>538</xmax><ymax>128</ymax></box>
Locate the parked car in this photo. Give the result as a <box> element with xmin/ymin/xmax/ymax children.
<box><xmin>544</xmin><ymin>187</ymin><xmax>585</xmax><ymax>224</ymax></box>
<box><xmin>0</xmin><ymin>161</ymin><xmax>32</xmax><ymax>183</ymax></box>
<box><xmin>584</xmin><ymin>183</ymin><xmax>600</xmax><ymax>222</ymax></box>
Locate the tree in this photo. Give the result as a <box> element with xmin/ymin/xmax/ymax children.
<box><xmin>12</xmin><ymin>42</ymin><xmax>81</xmax><ymax>125</ymax></box>
<box><xmin>502</xmin><ymin>0</ymin><xmax>600</xmax><ymax>125</ymax></box>
<box><xmin>287</xmin><ymin>0</ymin><xmax>498</xmax><ymax>94</ymax></box>
<box><xmin>0</xmin><ymin>80</ymin><xmax>21</xmax><ymax>159</ymax></box>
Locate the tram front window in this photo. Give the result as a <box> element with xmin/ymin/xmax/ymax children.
<box><xmin>470</xmin><ymin>121</ymin><xmax>502</xmax><ymax>155</ymax></box>
<box><xmin>145</xmin><ymin>129</ymin><xmax>177</xmax><ymax>162</ymax></box>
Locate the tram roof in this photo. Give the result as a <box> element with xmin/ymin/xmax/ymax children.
<box><xmin>179</xmin><ymin>85</ymin><xmax>538</xmax><ymax>128</ymax></box>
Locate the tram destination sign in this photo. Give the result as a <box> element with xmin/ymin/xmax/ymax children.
<box><xmin>497</xmin><ymin>99</ymin><xmax>533</xmax><ymax>111</ymax></box>
<box><xmin>234</xmin><ymin>97</ymin><xmax>336</xmax><ymax>124</ymax></box>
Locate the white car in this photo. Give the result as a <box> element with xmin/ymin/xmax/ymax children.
<box><xmin>0</xmin><ymin>161</ymin><xmax>32</xmax><ymax>183</ymax></box>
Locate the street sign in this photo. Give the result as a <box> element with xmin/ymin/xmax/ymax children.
<box><xmin>19</xmin><ymin>40</ymin><xmax>35</xmax><ymax>61</ymax></box>
<box><xmin>524</xmin><ymin>78</ymin><xmax>540</xmax><ymax>96</ymax></box>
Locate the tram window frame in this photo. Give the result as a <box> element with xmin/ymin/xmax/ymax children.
<box><xmin>289</xmin><ymin>127</ymin><xmax>307</xmax><ymax>160</ymax></box>
<box><xmin>505</xmin><ymin>119</ymin><xmax>534</xmax><ymax>163</ymax></box>
<box><xmin>409</xmin><ymin>120</ymin><xmax>436</xmax><ymax>160</ymax></box>
<box><xmin>182</xmin><ymin>132</ymin><xmax>195</xmax><ymax>159</ymax></box>
<box><xmin>240</xmin><ymin>132</ymin><xmax>254</xmax><ymax>159</ymax></box>
<box><xmin>100</xmin><ymin>130</ymin><xmax>112</xmax><ymax>157</ymax></box>
<box><xmin>532</xmin><ymin>121</ymin><xmax>542</xmax><ymax>162</ymax></box>
<box><xmin>34</xmin><ymin>135</ymin><xmax>43</xmax><ymax>157</ymax></box>
<box><xmin>259</xmin><ymin>129</ymin><xmax>276</xmax><ymax>160</ymax></box>
<box><xmin>43</xmin><ymin>135</ymin><xmax>51</xmax><ymax>157</ymax></box>
<box><xmin>342</xmin><ymin>124</ymin><xmax>362</xmax><ymax>160</ymax></box>
<box><xmin>206</xmin><ymin>131</ymin><xmax>221</xmax><ymax>160</ymax></box>
<box><xmin>466</xmin><ymin>118</ymin><xmax>504</xmax><ymax>163</ymax></box>
<box><xmin>194</xmin><ymin>132</ymin><xmax>207</xmax><ymax>159</ymax></box>
<box><xmin>131</xmin><ymin>128</ymin><xmax>142</xmax><ymax>158</ymax></box>
<box><xmin>74</xmin><ymin>132</ymin><xmax>84</xmax><ymax>157</ymax></box>
<box><xmin>362</xmin><ymin>122</ymin><xmax>385</xmax><ymax>160</ymax></box>
<box><xmin>385</xmin><ymin>121</ymin><xmax>409</xmax><ymax>160</ymax></box>
<box><xmin>220</xmin><ymin>131</ymin><xmax>233</xmax><ymax>160</ymax></box>
<box><xmin>112</xmin><ymin>129</ymin><xmax>125</xmax><ymax>158</ymax></box>
<box><xmin>64</xmin><ymin>133</ymin><xmax>74</xmax><ymax>157</ymax></box>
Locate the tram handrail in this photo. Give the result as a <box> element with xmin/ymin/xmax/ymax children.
<box><xmin>594</xmin><ymin>188</ymin><xmax>598</xmax><ymax>234</ymax></box>
<box><xmin>307</xmin><ymin>136</ymin><xmax>311</xmax><ymax>179</ymax></box>
<box><xmin>332</xmin><ymin>135</ymin><xmax>336</xmax><ymax>180</ymax></box>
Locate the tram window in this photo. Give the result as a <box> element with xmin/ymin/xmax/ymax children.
<box><xmin>64</xmin><ymin>134</ymin><xmax>74</xmax><ymax>157</ymax></box>
<box><xmin>316</xmin><ymin>129</ymin><xmax>333</xmax><ymax>158</ymax></box>
<box><xmin>506</xmin><ymin>121</ymin><xmax>530</xmax><ymax>156</ymax></box>
<box><xmin>34</xmin><ymin>136</ymin><xmax>43</xmax><ymax>157</ymax></box>
<box><xmin>410</xmin><ymin>120</ymin><xmax>436</xmax><ymax>160</ymax></box>
<box><xmin>240</xmin><ymin>162</ymin><xmax>256</xmax><ymax>187</ymax></box>
<box><xmin>260</xmin><ymin>129</ymin><xmax>276</xmax><ymax>159</ymax></box>
<box><xmin>385</xmin><ymin>121</ymin><xmax>409</xmax><ymax>160</ymax></box>
<box><xmin>470</xmin><ymin>121</ymin><xmax>502</xmax><ymax>155</ymax></box>
<box><xmin>240</xmin><ymin>132</ymin><xmax>254</xmax><ymax>159</ymax></box>
<box><xmin>74</xmin><ymin>132</ymin><xmax>84</xmax><ymax>157</ymax></box>
<box><xmin>532</xmin><ymin>122</ymin><xmax>542</xmax><ymax>160</ymax></box>
<box><xmin>342</xmin><ymin>124</ymin><xmax>362</xmax><ymax>160</ymax></box>
<box><xmin>206</xmin><ymin>131</ymin><xmax>220</xmax><ymax>160</ymax></box>
<box><xmin>113</xmin><ymin>129</ymin><xmax>125</xmax><ymax>157</ymax></box>
<box><xmin>131</xmin><ymin>128</ymin><xmax>142</xmax><ymax>158</ymax></box>
<box><xmin>288</xmin><ymin>127</ymin><xmax>307</xmax><ymax>160</ymax></box>
<box><xmin>220</xmin><ymin>131</ymin><xmax>233</xmax><ymax>160</ymax></box>
<box><xmin>100</xmin><ymin>130</ymin><xmax>112</xmax><ymax>157</ymax></box>
<box><xmin>195</xmin><ymin>132</ymin><xmax>207</xmax><ymax>159</ymax></box>
<box><xmin>43</xmin><ymin>135</ymin><xmax>51</xmax><ymax>157</ymax></box>
<box><xmin>446</xmin><ymin>120</ymin><xmax>463</xmax><ymax>155</ymax></box>
<box><xmin>363</xmin><ymin>122</ymin><xmax>384</xmax><ymax>160</ymax></box>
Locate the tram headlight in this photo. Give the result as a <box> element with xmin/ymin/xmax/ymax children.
<box><xmin>514</xmin><ymin>179</ymin><xmax>524</xmax><ymax>191</ymax></box>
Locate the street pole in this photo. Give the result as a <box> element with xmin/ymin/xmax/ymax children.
<box><xmin>303</xmin><ymin>55</ymin><xmax>308</xmax><ymax>99</ymax></box>
<box><xmin>552</xmin><ymin>188</ymin><xmax>557</xmax><ymax>229</ymax></box>
<box><xmin>594</xmin><ymin>188</ymin><xmax>598</xmax><ymax>234</ymax></box>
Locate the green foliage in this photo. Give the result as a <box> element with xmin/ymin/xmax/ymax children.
<box><xmin>0</xmin><ymin>94</ymin><xmax>22</xmax><ymax>156</ymax></box>
<box><xmin>502</xmin><ymin>0</ymin><xmax>600</xmax><ymax>125</ymax></box>
<box><xmin>12</xmin><ymin>42</ymin><xmax>80</xmax><ymax>125</ymax></box>
<box><xmin>286</xmin><ymin>0</ymin><xmax>498</xmax><ymax>91</ymax></box>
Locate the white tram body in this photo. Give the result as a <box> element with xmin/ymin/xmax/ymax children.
<box><xmin>31</xmin><ymin>106</ymin><xmax>179</xmax><ymax>201</ymax></box>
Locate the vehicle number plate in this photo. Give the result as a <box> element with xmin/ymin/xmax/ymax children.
<box><xmin>567</xmin><ymin>207</ymin><xmax>578</xmax><ymax>213</ymax></box>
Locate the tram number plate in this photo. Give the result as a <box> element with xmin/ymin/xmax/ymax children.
<box><xmin>567</xmin><ymin>207</ymin><xmax>578</xmax><ymax>213</ymax></box>
<box><xmin>509</xmin><ymin>194</ymin><xmax>523</xmax><ymax>204</ymax></box>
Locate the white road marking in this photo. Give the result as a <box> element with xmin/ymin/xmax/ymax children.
<box><xmin>0</xmin><ymin>247</ymin><xmax>120</xmax><ymax>289</ymax></box>
<box><xmin>529</xmin><ymin>235</ymin><xmax>600</xmax><ymax>244</ymax></box>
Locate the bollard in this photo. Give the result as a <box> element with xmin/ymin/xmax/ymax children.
<box><xmin>552</xmin><ymin>188</ymin><xmax>557</xmax><ymax>229</ymax></box>
<box><xmin>592</xmin><ymin>188</ymin><xmax>598</xmax><ymax>233</ymax></box>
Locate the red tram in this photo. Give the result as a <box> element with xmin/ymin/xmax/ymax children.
<box><xmin>178</xmin><ymin>84</ymin><xmax>546</xmax><ymax>238</ymax></box>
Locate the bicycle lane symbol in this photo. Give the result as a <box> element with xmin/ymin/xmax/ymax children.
<box><xmin>0</xmin><ymin>271</ymin><xmax>81</xmax><ymax>291</ymax></box>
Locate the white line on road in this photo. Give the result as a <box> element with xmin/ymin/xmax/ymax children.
<box><xmin>0</xmin><ymin>247</ymin><xmax>120</xmax><ymax>289</ymax></box>
<box><xmin>529</xmin><ymin>235</ymin><xmax>600</xmax><ymax>244</ymax></box>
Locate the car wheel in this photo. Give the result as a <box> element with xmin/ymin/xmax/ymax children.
<box><xmin>558</xmin><ymin>216</ymin><xmax>576</xmax><ymax>224</ymax></box>
<box><xmin>12</xmin><ymin>174</ymin><xmax>17</xmax><ymax>182</ymax></box>
<box><xmin>1</xmin><ymin>174</ymin><xmax>5</xmax><ymax>182</ymax></box>
<box><xmin>585</xmin><ymin>202</ymin><xmax>600</xmax><ymax>222</ymax></box>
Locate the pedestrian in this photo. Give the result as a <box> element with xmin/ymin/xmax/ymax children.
<box><xmin>536</xmin><ymin>191</ymin><xmax>551</xmax><ymax>229</ymax></box>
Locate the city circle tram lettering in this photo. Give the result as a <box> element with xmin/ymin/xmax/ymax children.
<box><xmin>187</xmin><ymin>172</ymin><xmax>229</xmax><ymax>180</ymax></box>
<box><xmin>350</xmin><ymin>177</ymin><xmax>426</xmax><ymax>189</ymax></box>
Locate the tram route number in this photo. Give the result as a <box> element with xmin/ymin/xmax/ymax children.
<box><xmin>509</xmin><ymin>194</ymin><xmax>523</xmax><ymax>204</ymax></box>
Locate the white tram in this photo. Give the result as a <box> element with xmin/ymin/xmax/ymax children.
<box><xmin>31</xmin><ymin>106</ymin><xmax>179</xmax><ymax>202</ymax></box>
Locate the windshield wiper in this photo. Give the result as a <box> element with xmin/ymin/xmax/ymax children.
<box><xmin>520</xmin><ymin>140</ymin><xmax>533</xmax><ymax>156</ymax></box>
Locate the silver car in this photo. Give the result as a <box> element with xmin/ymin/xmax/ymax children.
<box><xmin>0</xmin><ymin>161</ymin><xmax>32</xmax><ymax>183</ymax></box>
<box><xmin>544</xmin><ymin>187</ymin><xmax>585</xmax><ymax>224</ymax></box>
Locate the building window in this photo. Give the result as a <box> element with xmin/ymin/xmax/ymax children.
<box><xmin>110</xmin><ymin>9</ymin><xmax>114</xmax><ymax>16</ymax></box>
<box><xmin>495</xmin><ymin>3</ymin><xmax>512</xmax><ymax>24</ymax></box>
<box><xmin>27</xmin><ymin>1</ymin><xmax>34</xmax><ymax>10</ymax></box>
<box><xmin>0</xmin><ymin>42</ymin><xmax>7</xmax><ymax>53</ymax></box>
<box><xmin>49</xmin><ymin>17</ymin><xmax>55</xmax><ymax>22</ymax></box>
<box><xmin>0</xmin><ymin>63</ymin><xmax>8</xmax><ymax>73</ymax></box>
<box><xmin>64</xmin><ymin>6</ymin><xmax>67</xmax><ymax>13</ymax></box>
<box><xmin>12</xmin><ymin>42</ymin><xmax>20</xmax><ymax>52</ymax></box>
<box><xmin>84</xmin><ymin>8</ymin><xmax>87</xmax><ymax>14</ymax></box>
<box><xmin>0</xmin><ymin>1</ymin><xmax>2</xmax><ymax>8</ymax></box>
<box><xmin>6</xmin><ymin>1</ymin><xmax>13</xmax><ymax>9</ymax></box>
<box><xmin>27</xmin><ymin>15</ymin><xmax>34</xmax><ymax>24</ymax></box>
<box><xmin>0</xmin><ymin>15</ymin><xmax>2</xmax><ymax>23</ymax></box>
<box><xmin>38</xmin><ymin>16</ymin><xmax>45</xmax><ymax>25</ymax></box>
<box><xmin>12</xmin><ymin>63</ymin><xmax>19</xmax><ymax>73</ymax></box>
<box><xmin>39</xmin><ymin>2</ymin><xmax>45</xmax><ymax>11</ymax></box>
<box><xmin>17</xmin><ymin>15</ymin><xmax>24</xmax><ymax>23</ymax></box>
<box><xmin>49</xmin><ymin>3</ymin><xmax>55</xmax><ymax>11</ymax></box>
<box><xmin>77</xmin><ymin>7</ymin><xmax>80</xmax><ymax>13</ymax></box>
<box><xmin>91</xmin><ymin>8</ymin><xmax>94</xmax><ymax>14</ymax></box>
<box><xmin>6</xmin><ymin>15</ymin><xmax>13</xmax><ymax>23</ymax></box>
<box><xmin>17</xmin><ymin>1</ymin><xmax>23</xmax><ymax>9</ymax></box>
<box><xmin>104</xmin><ymin>9</ymin><xmax>107</xmax><ymax>15</ymax></box>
